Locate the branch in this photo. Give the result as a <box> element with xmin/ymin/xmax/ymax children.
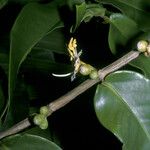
<box><xmin>0</xmin><ymin>50</ymin><xmax>140</xmax><ymax>139</ymax></box>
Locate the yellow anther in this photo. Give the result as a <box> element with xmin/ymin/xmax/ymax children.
<box><xmin>68</xmin><ymin>38</ymin><xmax>78</xmax><ymax>61</ymax></box>
<box><xmin>72</xmin><ymin>38</ymin><xmax>77</xmax><ymax>48</ymax></box>
<box><xmin>68</xmin><ymin>37</ymin><xmax>77</xmax><ymax>51</ymax></box>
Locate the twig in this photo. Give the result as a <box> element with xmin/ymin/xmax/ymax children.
<box><xmin>0</xmin><ymin>50</ymin><xmax>140</xmax><ymax>139</ymax></box>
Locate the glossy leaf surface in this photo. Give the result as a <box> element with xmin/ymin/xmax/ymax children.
<box><xmin>94</xmin><ymin>71</ymin><xmax>150</xmax><ymax>150</ymax></box>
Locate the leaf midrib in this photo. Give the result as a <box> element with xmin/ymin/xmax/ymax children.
<box><xmin>102</xmin><ymin>81</ymin><xmax>150</xmax><ymax>141</ymax></box>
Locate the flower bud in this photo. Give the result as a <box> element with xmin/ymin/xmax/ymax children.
<box><xmin>137</xmin><ymin>40</ymin><xmax>148</xmax><ymax>52</ymax></box>
<box><xmin>40</xmin><ymin>106</ymin><xmax>49</xmax><ymax>116</ymax></box>
<box><xmin>89</xmin><ymin>70</ymin><xmax>98</xmax><ymax>79</ymax></box>
<box><xmin>39</xmin><ymin>118</ymin><xmax>48</xmax><ymax>130</ymax></box>
<box><xmin>33</xmin><ymin>114</ymin><xmax>45</xmax><ymax>126</ymax></box>
<box><xmin>79</xmin><ymin>64</ymin><xmax>92</xmax><ymax>76</ymax></box>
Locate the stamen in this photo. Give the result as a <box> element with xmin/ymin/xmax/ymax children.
<box><xmin>52</xmin><ymin>73</ymin><xmax>72</xmax><ymax>77</ymax></box>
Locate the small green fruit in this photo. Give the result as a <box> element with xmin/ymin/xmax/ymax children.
<box><xmin>40</xmin><ymin>106</ymin><xmax>49</xmax><ymax>116</ymax></box>
<box><xmin>89</xmin><ymin>70</ymin><xmax>98</xmax><ymax>79</ymax></box>
<box><xmin>79</xmin><ymin>64</ymin><xmax>92</xmax><ymax>76</ymax></box>
<box><xmin>33</xmin><ymin>114</ymin><xmax>45</xmax><ymax>125</ymax></box>
<box><xmin>137</xmin><ymin>40</ymin><xmax>148</xmax><ymax>52</ymax></box>
<box><xmin>39</xmin><ymin>118</ymin><xmax>48</xmax><ymax>130</ymax></box>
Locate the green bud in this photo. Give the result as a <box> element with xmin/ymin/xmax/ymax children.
<box><xmin>39</xmin><ymin>118</ymin><xmax>48</xmax><ymax>130</ymax></box>
<box><xmin>40</xmin><ymin>106</ymin><xmax>49</xmax><ymax>116</ymax></box>
<box><xmin>89</xmin><ymin>70</ymin><xmax>98</xmax><ymax>79</ymax></box>
<box><xmin>33</xmin><ymin>114</ymin><xmax>45</xmax><ymax>125</ymax></box>
<box><xmin>137</xmin><ymin>40</ymin><xmax>148</xmax><ymax>52</ymax></box>
<box><xmin>79</xmin><ymin>64</ymin><xmax>92</xmax><ymax>76</ymax></box>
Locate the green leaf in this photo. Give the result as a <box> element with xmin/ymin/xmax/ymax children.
<box><xmin>108</xmin><ymin>13</ymin><xmax>140</xmax><ymax>54</ymax></box>
<box><xmin>0</xmin><ymin>0</ymin><xmax>8</xmax><ymax>9</ymax></box>
<box><xmin>130</xmin><ymin>55</ymin><xmax>150</xmax><ymax>79</ymax></box>
<box><xmin>23</xmin><ymin>127</ymin><xmax>52</xmax><ymax>141</ymax></box>
<box><xmin>9</xmin><ymin>2</ymin><xmax>62</xmax><ymax>114</ymax></box>
<box><xmin>99</xmin><ymin>0</ymin><xmax>150</xmax><ymax>31</ymax></box>
<box><xmin>27</xmin><ymin>48</ymin><xmax>55</xmax><ymax>63</ymax></box>
<box><xmin>24</xmin><ymin>126</ymin><xmax>61</xmax><ymax>146</ymax></box>
<box><xmin>0</xmin><ymin>134</ymin><xmax>62</xmax><ymax>150</ymax></box>
<box><xmin>71</xmin><ymin>3</ymin><xmax>106</xmax><ymax>32</ymax></box>
<box><xmin>83</xmin><ymin>4</ymin><xmax>106</xmax><ymax>23</ymax></box>
<box><xmin>11</xmin><ymin>80</ymin><xmax>29</xmax><ymax>124</ymax></box>
<box><xmin>67</xmin><ymin>0</ymin><xmax>85</xmax><ymax>10</ymax></box>
<box><xmin>0</xmin><ymin>79</ymin><xmax>30</xmax><ymax>129</ymax></box>
<box><xmin>22</xmin><ymin>55</ymin><xmax>72</xmax><ymax>74</ymax></box>
<box><xmin>34</xmin><ymin>27</ymin><xmax>66</xmax><ymax>54</ymax></box>
<box><xmin>94</xmin><ymin>71</ymin><xmax>150</xmax><ymax>150</ymax></box>
<box><xmin>71</xmin><ymin>2</ymin><xmax>86</xmax><ymax>33</ymax></box>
